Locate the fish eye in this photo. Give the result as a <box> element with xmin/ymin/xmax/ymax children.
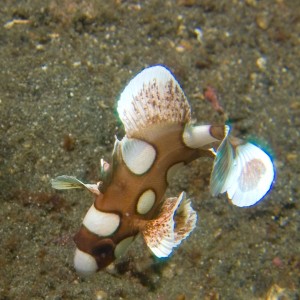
<box><xmin>92</xmin><ymin>239</ymin><xmax>115</xmax><ymax>269</ymax></box>
<box><xmin>93</xmin><ymin>243</ymin><xmax>113</xmax><ymax>258</ymax></box>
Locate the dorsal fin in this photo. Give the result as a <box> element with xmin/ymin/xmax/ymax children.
<box><xmin>117</xmin><ymin>65</ymin><xmax>191</xmax><ymax>138</ymax></box>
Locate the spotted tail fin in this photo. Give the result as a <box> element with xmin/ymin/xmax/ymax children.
<box><xmin>142</xmin><ymin>192</ymin><xmax>197</xmax><ymax>258</ymax></box>
<box><xmin>210</xmin><ymin>130</ymin><xmax>275</xmax><ymax>207</ymax></box>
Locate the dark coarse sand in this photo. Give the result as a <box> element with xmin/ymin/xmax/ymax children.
<box><xmin>0</xmin><ymin>1</ymin><xmax>299</xmax><ymax>299</ymax></box>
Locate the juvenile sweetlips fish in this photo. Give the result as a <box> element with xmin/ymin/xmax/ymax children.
<box><xmin>51</xmin><ymin>65</ymin><xmax>275</xmax><ymax>276</ymax></box>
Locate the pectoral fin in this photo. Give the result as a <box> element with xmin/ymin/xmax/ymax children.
<box><xmin>51</xmin><ymin>175</ymin><xmax>101</xmax><ymax>195</ymax></box>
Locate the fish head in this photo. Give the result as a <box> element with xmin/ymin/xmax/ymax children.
<box><xmin>73</xmin><ymin>229</ymin><xmax>115</xmax><ymax>276</ymax></box>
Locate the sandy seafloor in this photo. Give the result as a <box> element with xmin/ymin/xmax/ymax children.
<box><xmin>0</xmin><ymin>0</ymin><xmax>299</xmax><ymax>299</ymax></box>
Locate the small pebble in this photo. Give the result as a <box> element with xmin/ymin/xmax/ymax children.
<box><xmin>256</xmin><ymin>13</ymin><xmax>271</xmax><ymax>30</ymax></box>
<box><xmin>245</xmin><ymin>0</ymin><xmax>257</xmax><ymax>7</ymax></box>
<box><xmin>98</xmin><ymin>100</ymin><xmax>109</xmax><ymax>109</ymax></box>
<box><xmin>265</xmin><ymin>284</ymin><xmax>286</xmax><ymax>300</ymax></box>
<box><xmin>272</xmin><ymin>256</ymin><xmax>284</xmax><ymax>268</ymax></box>
<box><xmin>95</xmin><ymin>290</ymin><xmax>108</xmax><ymax>300</ymax></box>
<box><xmin>286</xmin><ymin>152</ymin><xmax>297</xmax><ymax>162</ymax></box>
<box><xmin>194</xmin><ymin>28</ymin><xmax>203</xmax><ymax>44</ymax></box>
<box><xmin>256</xmin><ymin>57</ymin><xmax>267</xmax><ymax>71</ymax></box>
<box><xmin>176</xmin><ymin>294</ymin><xmax>186</xmax><ymax>300</ymax></box>
<box><xmin>177</xmin><ymin>0</ymin><xmax>196</xmax><ymax>6</ymax></box>
<box><xmin>63</xmin><ymin>133</ymin><xmax>75</xmax><ymax>151</ymax></box>
<box><xmin>162</xmin><ymin>263</ymin><xmax>176</xmax><ymax>279</ymax></box>
<box><xmin>290</xmin><ymin>101</ymin><xmax>300</xmax><ymax>110</ymax></box>
<box><xmin>36</xmin><ymin>44</ymin><xmax>45</xmax><ymax>51</ymax></box>
<box><xmin>178</xmin><ymin>40</ymin><xmax>193</xmax><ymax>52</ymax></box>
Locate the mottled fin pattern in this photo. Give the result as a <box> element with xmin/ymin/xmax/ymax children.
<box><xmin>51</xmin><ymin>175</ymin><xmax>101</xmax><ymax>195</ymax></box>
<box><xmin>142</xmin><ymin>192</ymin><xmax>196</xmax><ymax>258</ymax></box>
<box><xmin>117</xmin><ymin>65</ymin><xmax>191</xmax><ymax>137</ymax></box>
<box><xmin>210</xmin><ymin>132</ymin><xmax>275</xmax><ymax>207</ymax></box>
<box><xmin>174</xmin><ymin>197</ymin><xmax>197</xmax><ymax>245</ymax></box>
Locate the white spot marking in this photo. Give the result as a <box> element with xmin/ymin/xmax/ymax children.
<box><xmin>114</xmin><ymin>236</ymin><xmax>135</xmax><ymax>259</ymax></box>
<box><xmin>137</xmin><ymin>189</ymin><xmax>156</xmax><ymax>215</ymax></box>
<box><xmin>74</xmin><ymin>248</ymin><xmax>98</xmax><ymax>276</ymax></box>
<box><xmin>183</xmin><ymin>125</ymin><xmax>217</xmax><ymax>149</ymax></box>
<box><xmin>83</xmin><ymin>204</ymin><xmax>120</xmax><ymax>237</ymax></box>
<box><xmin>121</xmin><ymin>137</ymin><xmax>156</xmax><ymax>175</ymax></box>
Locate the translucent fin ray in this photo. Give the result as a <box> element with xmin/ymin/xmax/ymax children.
<box><xmin>210</xmin><ymin>126</ymin><xmax>234</xmax><ymax>196</ymax></box>
<box><xmin>51</xmin><ymin>175</ymin><xmax>101</xmax><ymax>195</ymax></box>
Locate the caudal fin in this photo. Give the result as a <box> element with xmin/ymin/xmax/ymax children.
<box><xmin>210</xmin><ymin>132</ymin><xmax>275</xmax><ymax>207</ymax></box>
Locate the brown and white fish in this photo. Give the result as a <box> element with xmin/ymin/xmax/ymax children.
<box><xmin>51</xmin><ymin>65</ymin><xmax>275</xmax><ymax>276</ymax></box>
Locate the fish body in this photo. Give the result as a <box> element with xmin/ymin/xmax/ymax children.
<box><xmin>51</xmin><ymin>65</ymin><xmax>275</xmax><ymax>276</ymax></box>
